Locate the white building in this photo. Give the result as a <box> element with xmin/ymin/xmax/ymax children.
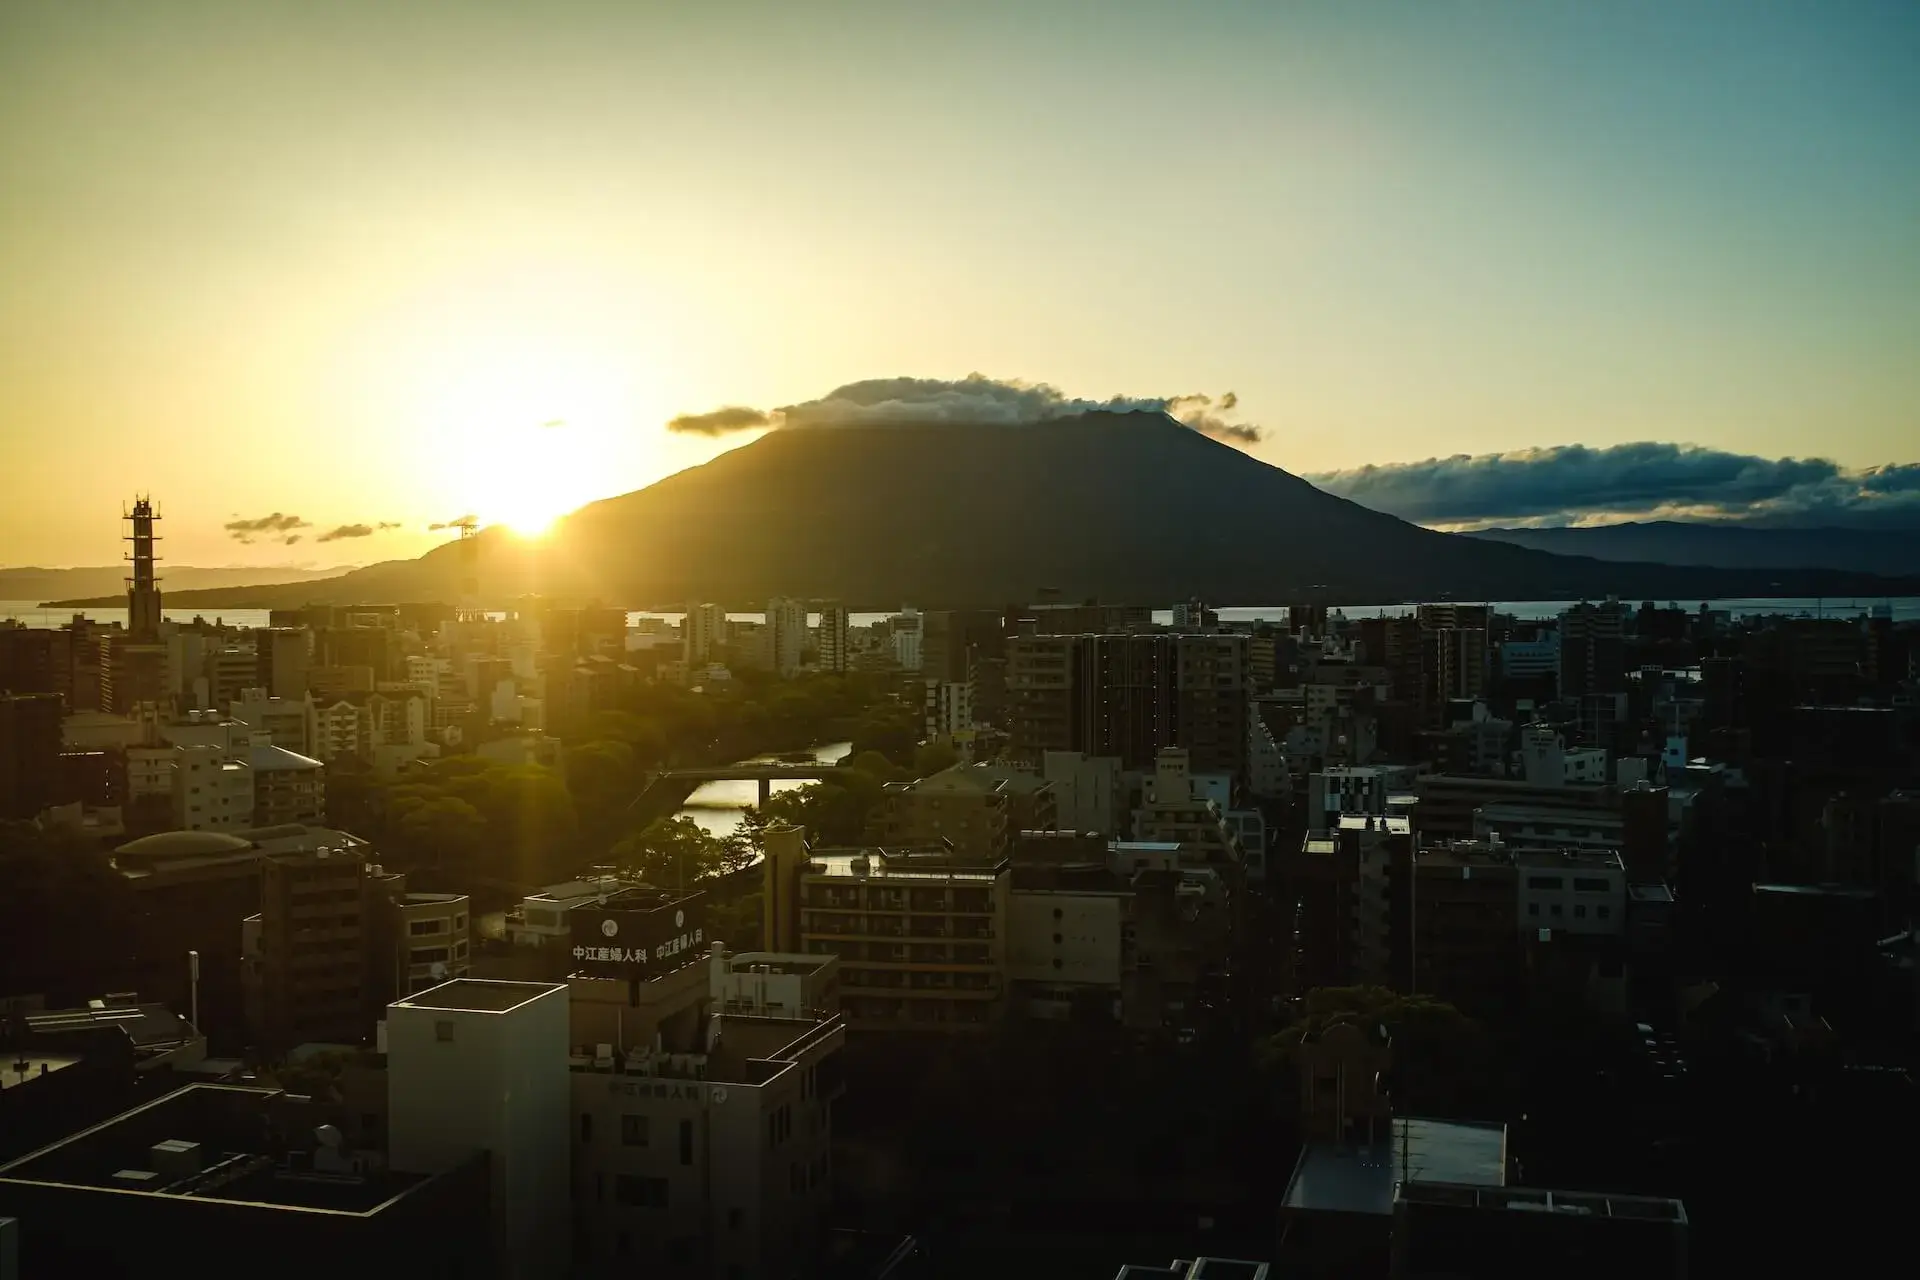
<box><xmin>1133</xmin><ymin>748</ymin><xmax>1245</xmax><ymax>876</ymax></box>
<box><xmin>230</xmin><ymin>687</ymin><xmax>314</xmax><ymax>756</ymax></box>
<box><xmin>387</xmin><ymin>979</ymin><xmax>573</xmax><ymax>1280</ymax></box>
<box><xmin>1499</xmin><ymin>638</ymin><xmax>1560</xmax><ymax>681</ymax></box>
<box><xmin>764</xmin><ymin>598</ymin><xmax>807</xmax><ymax>678</ymax></box>
<box><xmin>170</xmin><ymin>743</ymin><xmax>253</xmax><ymax>831</ymax></box>
<box><xmin>815</xmin><ymin>602</ymin><xmax>850</xmax><ymax>675</ymax></box>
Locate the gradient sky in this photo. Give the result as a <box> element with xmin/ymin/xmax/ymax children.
<box><xmin>3</xmin><ymin>0</ymin><xmax>1916</xmax><ymax>568</ymax></box>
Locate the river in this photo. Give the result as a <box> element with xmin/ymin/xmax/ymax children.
<box><xmin>675</xmin><ymin>740</ymin><xmax>852</xmax><ymax>840</ymax></box>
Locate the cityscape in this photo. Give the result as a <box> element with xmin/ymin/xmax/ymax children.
<box><xmin>3</xmin><ymin>5</ymin><xmax>1918</xmax><ymax>1280</ymax></box>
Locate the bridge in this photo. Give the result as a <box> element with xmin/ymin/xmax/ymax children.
<box><xmin>648</xmin><ymin>763</ymin><xmax>841</xmax><ymax>805</ymax></box>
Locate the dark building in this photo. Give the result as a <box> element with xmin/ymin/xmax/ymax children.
<box><xmin>1006</xmin><ymin>633</ymin><xmax>1248</xmax><ymax>777</ymax></box>
<box><xmin>1558</xmin><ymin>601</ymin><xmax>1628</xmax><ymax>701</ymax></box>
<box><xmin>0</xmin><ymin>625</ymin><xmax>68</xmax><ymax>700</ymax></box>
<box><xmin>0</xmin><ymin>1084</ymin><xmax>490</xmax><ymax>1280</ymax></box>
<box><xmin>1390</xmin><ymin>1181</ymin><xmax>1687</xmax><ymax>1280</ymax></box>
<box><xmin>0</xmin><ymin>692</ymin><xmax>63</xmax><ymax>819</ymax></box>
<box><xmin>314</xmin><ymin>626</ymin><xmax>396</xmax><ymax>681</ymax></box>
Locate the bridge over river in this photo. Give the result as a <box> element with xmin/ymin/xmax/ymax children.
<box><xmin>644</xmin><ymin>762</ymin><xmax>842</xmax><ymax>807</ymax></box>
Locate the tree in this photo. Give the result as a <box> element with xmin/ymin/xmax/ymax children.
<box><xmin>612</xmin><ymin>815</ymin><xmax>727</xmax><ymax>889</ymax></box>
<box><xmin>912</xmin><ymin>740</ymin><xmax>960</xmax><ymax>778</ymax></box>
<box><xmin>849</xmin><ymin>707</ymin><xmax>919</xmax><ymax>767</ymax></box>
<box><xmin>565</xmin><ymin>738</ymin><xmax>638</xmax><ymax>822</ymax></box>
<box><xmin>1261</xmin><ymin>985</ymin><xmax>1493</xmax><ymax>1118</ymax></box>
<box><xmin>391</xmin><ymin>795</ymin><xmax>487</xmax><ymax>869</ymax></box>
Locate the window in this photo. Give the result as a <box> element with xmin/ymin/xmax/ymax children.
<box><xmin>621</xmin><ymin>1114</ymin><xmax>649</xmax><ymax>1147</ymax></box>
<box><xmin>435</xmin><ymin>1020</ymin><xmax>455</xmax><ymax>1042</ymax></box>
<box><xmin>1574</xmin><ymin>905</ymin><xmax>1587</xmax><ymax>919</ymax></box>
<box><xmin>1597</xmin><ymin>905</ymin><xmax>1611</xmax><ymax>920</ymax></box>
<box><xmin>728</xmin><ymin>1207</ymin><xmax>743</xmax><ymax>1231</ymax></box>
<box><xmin>1526</xmin><ymin>875</ymin><xmax>1563</xmax><ymax>890</ymax></box>
<box><xmin>411</xmin><ymin>947</ymin><xmax>451</xmax><ymax>964</ymax></box>
<box><xmin>409</xmin><ymin>918</ymin><xmax>446</xmax><ymax>936</ymax></box>
<box><xmin>580</xmin><ymin>1113</ymin><xmax>592</xmax><ymax>1143</ymax></box>
<box><xmin>1550</xmin><ymin>904</ymin><xmax>1563</xmax><ymax>918</ymax></box>
<box><xmin>1572</xmin><ymin>877</ymin><xmax>1611</xmax><ymax>893</ymax></box>
<box><xmin>615</xmin><ymin>1174</ymin><xmax>668</xmax><ymax>1208</ymax></box>
<box><xmin>1527</xmin><ymin>902</ymin><xmax>1539</xmax><ymax>917</ymax></box>
<box><xmin>679</xmin><ymin>1118</ymin><xmax>694</xmax><ymax>1166</ymax></box>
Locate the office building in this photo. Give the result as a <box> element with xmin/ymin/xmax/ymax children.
<box><xmin>0</xmin><ymin>1084</ymin><xmax>491</xmax><ymax>1279</ymax></box>
<box><xmin>922</xmin><ymin>679</ymin><xmax>972</xmax><ymax>744</ymax></box>
<box><xmin>1515</xmin><ymin>848</ymin><xmax>1627</xmax><ymax>937</ymax></box>
<box><xmin>764</xmin><ymin>598</ymin><xmax>807</xmax><ymax>678</ymax></box>
<box><xmin>170</xmin><ymin>743</ymin><xmax>253</xmax><ymax>831</ymax></box>
<box><xmin>244</xmin><ymin>845</ymin><xmax>400</xmax><ymax>1053</ymax></box>
<box><xmin>1132</xmin><ymin>749</ymin><xmax>1245</xmax><ymax>881</ymax></box>
<box><xmin>1308</xmin><ymin>766</ymin><xmax>1392</xmax><ymax>832</ymax></box>
<box><xmin>921</xmin><ymin>609</ymin><xmax>1004</xmax><ymax>685</ymax></box>
<box><xmin>388</xmin><ymin>980</ymin><xmax>572</xmax><ymax>1280</ymax></box>
<box><xmin>230</xmin><ymin>687</ymin><xmax>315</xmax><ymax>756</ymax></box>
<box><xmin>816</xmin><ymin>601</ymin><xmax>851</xmax><ymax>675</ymax></box>
<box><xmin>762</xmin><ymin>829</ymin><xmax>1007</xmax><ymax>1032</ymax></box>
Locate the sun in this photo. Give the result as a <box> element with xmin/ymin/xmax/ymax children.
<box><xmin>420</xmin><ymin>338</ymin><xmax>633</xmax><ymax>537</ymax></box>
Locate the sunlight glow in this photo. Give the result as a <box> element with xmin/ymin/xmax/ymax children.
<box><xmin>420</xmin><ymin>336</ymin><xmax>638</xmax><ymax>536</ymax></box>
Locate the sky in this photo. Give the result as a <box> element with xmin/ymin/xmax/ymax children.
<box><xmin>2</xmin><ymin>0</ymin><xmax>1916</xmax><ymax>567</ymax></box>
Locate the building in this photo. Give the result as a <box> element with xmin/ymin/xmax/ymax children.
<box><xmin>230</xmin><ymin>687</ymin><xmax>315</xmax><ymax>755</ymax></box>
<box><xmin>1390</xmin><ymin>1181</ymin><xmax>1688</xmax><ymax>1280</ymax></box>
<box><xmin>1040</xmin><ymin>750</ymin><xmax>1127</xmax><ymax>837</ymax></box>
<box><xmin>1118</xmin><ymin>1259</ymin><xmax>1271</xmax><ymax>1279</ymax></box>
<box><xmin>0</xmin><ymin>693</ymin><xmax>63</xmax><ymax>819</ymax></box>
<box><xmin>816</xmin><ymin>602</ymin><xmax>850</xmax><ymax>675</ymax></box>
<box><xmin>1412</xmin><ymin>773</ymin><xmax>1615</xmax><ymax>843</ymax></box>
<box><xmin>388</xmin><ymin>892</ymin><xmax>475</xmax><ymax>997</ymax></box>
<box><xmin>248</xmin><ymin>742</ymin><xmax>325</xmax><ymax>826</ymax></box>
<box><xmin>568</xmin><ymin>937</ymin><xmax>846</xmax><ymax>1276</ymax></box>
<box><xmin>0</xmin><ymin>1083</ymin><xmax>491</xmax><ymax>1280</ymax></box>
<box><xmin>170</xmin><ymin>743</ymin><xmax>253</xmax><ymax>831</ymax></box>
<box><xmin>921</xmin><ymin>679</ymin><xmax>972</xmax><ymax>745</ymax></box>
<box><xmin>1308</xmin><ymin>767</ymin><xmax>1391</xmax><ymax>832</ymax></box>
<box><xmin>762</xmin><ymin>829</ymin><xmax>1007</xmax><ymax>1032</ymax></box>
<box><xmin>889</xmin><ymin>608</ymin><xmax>923</xmax><ymax>672</ymax></box>
<box><xmin>870</xmin><ymin>764</ymin><xmax>1057</xmax><ymax>863</ymax></box>
<box><xmin>1006</xmin><ymin>633</ymin><xmax>1249</xmax><ymax>778</ymax></box>
<box><xmin>1006</xmin><ymin>833</ymin><xmax>1231</xmax><ymax>1032</ymax></box>
<box><xmin>1515</xmin><ymin>848</ymin><xmax>1626</xmax><ymax>938</ymax></box>
<box><xmin>764</xmin><ymin>598</ymin><xmax>807</xmax><ymax>678</ymax></box>
<box><xmin>244</xmin><ymin>844</ymin><xmax>404</xmax><ymax>1053</ymax></box>
<box><xmin>254</xmin><ymin>627</ymin><xmax>310</xmax><ymax>701</ymax></box>
<box><xmin>387</xmin><ymin>979</ymin><xmax>572</xmax><ymax>1280</ymax></box>
<box><xmin>1132</xmin><ymin>749</ymin><xmax>1245</xmax><ymax>881</ymax></box>
<box><xmin>1472</xmin><ymin>804</ymin><xmax>1624</xmax><ymax>854</ymax></box>
<box><xmin>1558</xmin><ymin>600</ymin><xmax>1629</xmax><ymax>700</ymax></box>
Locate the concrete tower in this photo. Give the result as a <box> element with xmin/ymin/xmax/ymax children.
<box><xmin>124</xmin><ymin>497</ymin><xmax>163</xmax><ymax>642</ymax></box>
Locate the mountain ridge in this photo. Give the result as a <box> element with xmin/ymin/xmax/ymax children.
<box><xmin>51</xmin><ymin>413</ymin><xmax>1920</xmax><ymax>609</ymax></box>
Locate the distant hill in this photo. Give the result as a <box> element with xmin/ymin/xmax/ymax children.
<box><xmin>11</xmin><ymin>564</ymin><xmax>348</xmax><ymax>604</ymax></box>
<box><xmin>64</xmin><ymin>413</ymin><xmax>1920</xmax><ymax>610</ymax></box>
<box><xmin>1465</xmin><ymin>522</ymin><xmax>1920</xmax><ymax>576</ymax></box>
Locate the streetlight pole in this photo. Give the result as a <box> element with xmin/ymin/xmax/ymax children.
<box><xmin>188</xmin><ymin>950</ymin><xmax>200</xmax><ymax>1029</ymax></box>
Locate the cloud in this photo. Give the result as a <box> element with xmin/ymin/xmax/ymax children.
<box><xmin>429</xmin><ymin>514</ymin><xmax>478</xmax><ymax>531</ymax></box>
<box><xmin>225</xmin><ymin>512</ymin><xmax>310</xmax><ymax>544</ymax></box>
<box><xmin>1308</xmin><ymin>443</ymin><xmax>1920</xmax><ymax>530</ymax></box>
<box><xmin>378</xmin><ymin>521</ymin><xmax>402</xmax><ymax>530</ymax></box>
<box><xmin>283</xmin><ymin>535</ymin><xmax>302</xmax><ymax>545</ymax></box>
<box><xmin>317</xmin><ymin>523</ymin><xmax>375</xmax><ymax>542</ymax></box>
<box><xmin>666</xmin><ymin>405</ymin><xmax>773</xmax><ymax>435</ymax></box>
<box><xmin>664</xmin><ymin>374</ymin><xmax>1263</xmax><ymax>445</ymax></box>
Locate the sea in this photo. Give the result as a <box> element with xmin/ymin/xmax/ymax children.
<box><xmin>6</xmin><ymin>596</ymin><xmax>1920</xmax><ymax>632</ymax></box>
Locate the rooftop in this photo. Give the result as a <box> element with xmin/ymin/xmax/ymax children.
<box><xmin>1282</xmin><ymin>1117</ymin><xmax>1508</xmax><ymax>1218</ymax></box>
<box><xmin>806</xmin><ymin>847</ymin><xmax>1006</xmax><ymax>882</ymax></box>
<box><xmin>1513</xmin><ymin>847</ymin><xmax>1625</xmax><ymax>871</ymax></box>
<box><xmin>0</xmin><ymin>1084</ymin><xmax>443</xmax><ymax>1214</ymax></box>
<box><xmin>1396</xmin><ymin>1179</ymin><xmax>1686</xmax><ymax>1224</ymax></box>
<box><xmin>1337</xmin><ymin>814</ymin><xmax>1412</xmax><ymax>835</ymax></box>
<box><xmin>249</xmin><ymin>743</ymin><xmax>324</xmax><ymax>772</ymax></box>
<box><xmin>113</xmin><ymin>829</ymin><xmax>253</xmax><ymax>860</ymax></box>
<box><xmin>0</xmin><ymin>1054</ymin><xmax>84</xmax><ymax>1094</ymax></box>
<box><xmin>392</xmin><ymin>979</ymin><xmax>562</xmax><ymax>1014</ymax></box>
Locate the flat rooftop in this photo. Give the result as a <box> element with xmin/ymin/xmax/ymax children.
<box><xmin>806</xmin><ymin>848</ymin><xmax>1005</xmax><ymax>882</ymax></box>
<box><xmin>1283</xmin><ymin>1118</ymin><xmax>1507</xmax><ymax>1218</ymax></box>
<box><xmin>0</xmin><ymin>1084</ymin><xmax>433</xmax><ymax>1214</ymax></box>
<box><xmin>0</xmin><ymin>1054</ymin><xmax>84</xmax><ymax>1094</ymax></box>
<box><xmin>393</xmin><ymin>979</ymin><xmax>562</xmax><ymax>1014</ymax></box>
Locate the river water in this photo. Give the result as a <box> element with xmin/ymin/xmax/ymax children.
<box><xmin>676</xmin><ymin>740</ymin><xmax>852</xmax><ymax>840</ymax></box>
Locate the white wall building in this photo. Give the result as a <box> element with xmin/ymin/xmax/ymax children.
<box><xmin>387</xmin><ymin>979</ymin><xmax>573</xmax><ymax>1280</ymax></box>
<box><xmin>1499</xmin><ymin>638</ymin><xmax>1560</xmax><ymax>681</ymax></box>
<box><xmin>923</xmin><ymin>679</ymin><xmax>973</xmax><ymax>743</ymax></box>
<box><xmin>1516</xmin><ymin>849</ymin><xmax>1627</xmax><ymax>937</ymax></box>
<box><xmin>684</xmin><ymin>602</ymin><xmax>726</xmax><ymax>666</ymax></box>
<box><xmin>170</xmin><ymin>743</ymin><xmax>253</xmax><ymax>831</ymax></box>
<box><xmin>890</xmin><ymin>608</ymin><xmax>923</xmax><ymax>672</ymax></box>
<box><xmin>230</xmin><ymin>688</ymin><xmax>314</xmax><ymax>756</ymax></box>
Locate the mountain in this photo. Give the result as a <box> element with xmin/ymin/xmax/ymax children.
<box><xmin>1465</xmin><ymin>522</ymin><xmax>1920</xmax><ymax>576</ymax></box>
<box><xmin>8</xmin><ymin>564</ymin><xmax>347</xmax><ymax>602</ymax></box>
<box><xmin>58</xmin><ymin>413</ymin><xmax>1920</xmax><ymax>609</ymax></box>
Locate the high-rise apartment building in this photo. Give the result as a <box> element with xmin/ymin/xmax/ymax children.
<box><xmin>816</xmin><ymin>601</ymin><xmax>850</xmax><ymax>674</ymax></box>
<box><xmin>764</xmin><ymin>598</ymin><xmax>807</xmax><ymax>678</ymax></box>
<box><xmin>683</xmin><ymin>602</ymin><xmax>726</xmax><ymax>666</ymax></box>
<box><xmin>1558</xmin><ymin>600</ymin><xmax>1629</xmax><ymax>700</ymax></box>
<box><xmin>0</xmin><ymin>692</ymin><xmax>63</xmax><ymax>819</ymax></box>
<box><xmin>1006</xmin><ymin>633</ymin><xmax>1248</xmax><ymax>777</ymax></box>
